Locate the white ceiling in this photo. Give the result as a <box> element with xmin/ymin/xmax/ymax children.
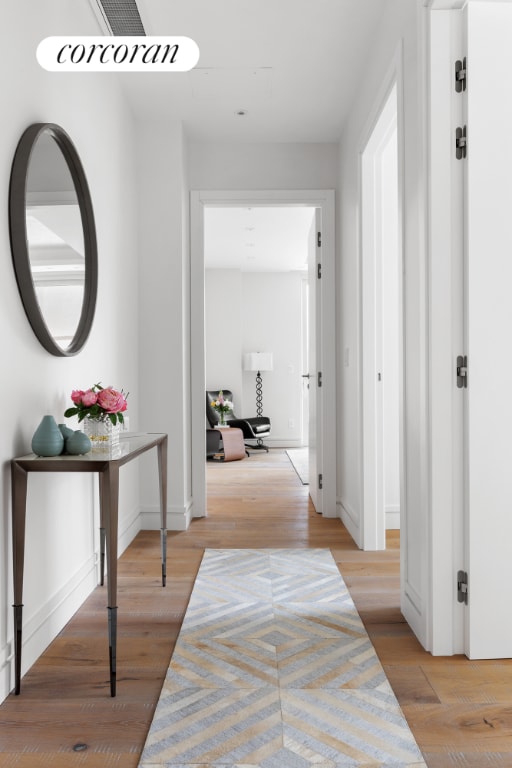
<box><xmin>107</xmin><ymin>0</ymin><xmax>388</xmax><ymax>269</ymax></box>
<box><xmin>204</xmin><ymin>206</ymin><xmax>315</xmax><ymax>272</ymax></box>
<box><xmin>114</xmin><ymin>0</ymin><xmax>388</xmax><ymax>143</ymax></box>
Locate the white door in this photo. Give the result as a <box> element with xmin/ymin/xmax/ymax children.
<box><xmin>463</xmin><ymin>1</ymin><xmax>512</xmax><ymax>658</ymax></box>
<box><xmin>361</xmin><ymin>85</ymin><xmax>399</xmax><ymax>550</ymax></box>
<box><xmin>307</xmin><ymin>212</ymin><xmax>320</xmax><ymax>512</ymax></box>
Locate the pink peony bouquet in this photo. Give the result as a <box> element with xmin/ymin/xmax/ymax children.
<box><xmin>64</xmin><ymin>382</ymin><xmax>128</xmax><ymax>426</ymax></box>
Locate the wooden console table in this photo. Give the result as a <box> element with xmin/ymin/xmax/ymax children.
<box><xmin>11</xmin><ymin>432</ymin><xmax>168</xmax><ymax>697</ymax></box>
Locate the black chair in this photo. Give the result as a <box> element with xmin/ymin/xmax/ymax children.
<box><xmin>206</xmin><ymin>428</ymin><xmax>222</xmax><ymax>459</ymax></box>
<box><xmin>206</xmin><ymin>389</ymin><xmax>271</xmax><ymax>451</ymax></box>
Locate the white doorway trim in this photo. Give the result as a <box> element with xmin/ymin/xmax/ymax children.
<box><xmin>358</xmin><ymin>46</ymin><xmax>405</xmax><ymax>553</ymax></box>
<box><xmin>190</xmin><ymin>189</ymin><xmax>336</xmax><ymax>519</ymax></box>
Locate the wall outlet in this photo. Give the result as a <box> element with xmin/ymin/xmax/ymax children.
<box><xmin>288</xmin><ymin>419</ymin><xmax>295</xmax><ymax>429</ymax></box>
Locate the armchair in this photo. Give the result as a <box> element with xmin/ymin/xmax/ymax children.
<box><xmin>206</xmin><ymin>389</ymin><xmax>271</xmax><ymax>451</ymax></box>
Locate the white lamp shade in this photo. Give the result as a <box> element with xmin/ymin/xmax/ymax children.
<box><xmin>243</xmin><ymin>352</ymin><xmax>273</xmax><ymax>372</ymax></box>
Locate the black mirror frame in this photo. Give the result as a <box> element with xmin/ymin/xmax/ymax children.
<box><xmin>9</xmin><ymin>122</ymin><xmax>98</xmax><ymax>357</ymax></box>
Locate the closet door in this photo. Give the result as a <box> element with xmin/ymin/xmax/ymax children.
<box><xmin>464</xmin><ymin>1</ymin><xmax>512</xmax><ymax>658</ymax></box>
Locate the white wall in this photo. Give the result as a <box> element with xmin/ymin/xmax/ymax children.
<box><xmin>135</xmin><ymin>119</ymin><xmax>192</xmax><ymax>530</ymax></box>
<box><xmin>189</xmin><ymin>143</ymin><xmax>339</xmax><ymax>192</ymax></box>
<box><xmin>338</xmin><ymin>0</ymin><xmax>429</xmax><ymax>646</ymax></box>
<box><xmin>205</xmin><ymin>269</ymin><xmax>243</xmax><ymax>400</ymax></box>
<box><xmin>241</xmin><ymin>272</ymin><xmax>304</xmax><ymax>444</ymax></box>
<box><xmin>0</xmin><ymin>0</ymin><xmax>140</xmax><ymax>701</ymax></box>
<box><xmin>381</xmin><ymin>130</ymin><xmax>400</xmax><ymax>528</ymax></box>
<box><xmin>205</xmin><ymin>268</ymin><xmax>305</xmax><ymax>446</ymax></box>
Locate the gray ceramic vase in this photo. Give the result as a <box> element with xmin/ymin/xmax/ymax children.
<box><xmin>66</xmin><ymin>430</ymin><xmax>91</xmax><ymax>455</ymax></box>
<box><xmin>58</xmin><ymin>423</ymin><xmax>74</xmax><ymax>441</ymax></box>
<box><xmin>31</xmin><ymin>415</ymin><xmax>64</xmax><ymax>456</ymax></box>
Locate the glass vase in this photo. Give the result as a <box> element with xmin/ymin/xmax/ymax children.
<box><xmin>83</xmin><ymin>417</ymin><xmax>121</xmax><ymax>453</ymax></box>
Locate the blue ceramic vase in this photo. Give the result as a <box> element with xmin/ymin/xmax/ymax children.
<box><xmin>31</xmin><ymin>415</ymin><xmax>64</xmax><ymax>456</ymax></box>
<box><xmin>66</xmin><ymin>430</ymin><xmax>91</xmax><ymax>455</ymax></box>
<box><xmin>58</xmin><ymin>423</ymin><xmax>74</xmax><ymax>441</ymax></box>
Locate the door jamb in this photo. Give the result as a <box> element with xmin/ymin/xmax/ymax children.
<box><xmin>358</xmin><ymin>45</ymin><xmax>406</xmax><ymax>554</ymax></box>
<box><xmin>190</xmin><ymin>189</ymin><xmax>336</xmax><ymax>519</ymax></box>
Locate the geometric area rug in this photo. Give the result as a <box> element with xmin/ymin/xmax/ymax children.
<box><xmin>138</xmin><ymin>549</ymin><xmax>427</xmax><ymax>767</ymax></box>
<box><xmin>285</xmin><ymin>448</ymin><xmax>309</xmax><ymax>485</ymax></box>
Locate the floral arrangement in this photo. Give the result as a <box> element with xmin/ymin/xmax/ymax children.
<box><xmin>64</xmin><ymin>383</ymin><xmax>128</xmax><ymax>426</ymax></box>
<box><xmin>210</xmin><ymin>390</ymin><xmax>233</xmax><ymax>425</ymax></box>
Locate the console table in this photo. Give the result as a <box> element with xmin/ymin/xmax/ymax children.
<box><xmin>11</xmin><ymin>432</ymin><xmax>168</xmax><ymax>697</ymax></box>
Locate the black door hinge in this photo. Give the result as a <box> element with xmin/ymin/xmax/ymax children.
<box><xmin>317</xmin><ymin>371</ymin><xmax>322</xmax><ymax>388</ymax></box>
<box><xmin>317</xmin><ymin>231</ymin><xmax>322</xmax><ymax>248</ymax></box>
<box><xmin>317</xmin><ymin>263</ymin><xmax>322</xmax><ymax>279</ymax></box>
<box><xmin>456</xmin><ymin>355</ymin><xmax>468</xmax><ymax>388</ymax></box>
<box><xmin>318</xmin><ymin>473</ymin><xmax>323</xmax><ymax>490</ymax></box>
<box><xmin>456</xmin><ymin>126</ymin><xmax>467</xmax><ymax>160</ymax></box>
<box><xmin>457</xmin><ymin>570</ymin><xmax>468</xmax><ymax>604</ymax></box>
<box><xmin>455</xmin><ymin>57</ymin><xmax>467</xmax><ymax>92</ymax></box>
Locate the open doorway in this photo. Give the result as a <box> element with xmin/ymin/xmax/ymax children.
<box><xmin>203</xmin><ymin>205</ymin><xmax>315</xmax><ymax>490</ymax></box>
<box><xmin>191</xmin><ymin>189</ymin><xmax>336</xmax><ymax>520</ymax></box>
<box><xmin>203</xmin><ymin>206</ymin><xmax>314</xmax><ymax>445</ymax></box>
<box><xmin>361</xmin><ymin>84</ymin><xmax>402</xmax><ymax>550</ymax></box>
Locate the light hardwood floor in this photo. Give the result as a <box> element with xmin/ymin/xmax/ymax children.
<box><xmin>2</xmin><ymin>449</ymin><xmax>512</xmax><ymax>767</ymax></box>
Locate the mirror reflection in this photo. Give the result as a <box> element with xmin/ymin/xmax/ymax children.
<box><xmin>25</xmin><ymin>133</ymin><xmax>85</xmax><ymax>351</ymax></box>
<box><xmin>9</xmin><ymin>123</ymin><xmax>97</xmax><ymax>357</ymax></box>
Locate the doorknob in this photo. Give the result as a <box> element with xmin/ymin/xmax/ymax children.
<box><xmin>301</xmin><ymin>374</ymin><xmax>312</xmax><ymax>378</ymax></box>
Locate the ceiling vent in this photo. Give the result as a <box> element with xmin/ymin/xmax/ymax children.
<box><xmin>91</xmin><ymin>0</ymin><xmax>146</xmax><ymax>35</ymax></box>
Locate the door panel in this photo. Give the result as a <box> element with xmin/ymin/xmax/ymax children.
<box><xmin>465</xmin><ymin>1</ymin><xmax>512</xmax><ymax>658</ymax></box>
<box><xmin>308</xmin><ymin>213</ymin><xmax>320</xmax><ymax>512</ymax></box>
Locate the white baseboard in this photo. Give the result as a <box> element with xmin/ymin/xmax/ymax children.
<box><xmin>266</xmin><ymin>438</ymin><xmax>305</xmax><ymax>449</ymax></box>
<box><xmin>338</xmin><ymin>498</ymin><xmax>361</xmax><ymax>548</ymax></box>
<box><xmin>119</xmin><ymin>506</ymin><xmax>143</xmax><ymax>555</ymax></box>
<box><xmin>0</xmin><ymin>496</ymin><xmax>211</xmax><ymax>703</ymax></box>
<box><xmin>402</xmin><ymin>581</ymin><xmax>426</xmax><ymax>650</ymax></box>
<box><xmin>0</xmin><ymin>554</ymin><xmax>98</xmax><ymax>703</ymax></box>
<box><xmin>140</xmin><ymin>501</ymin><xmax>193</xmax><ymax>531</ymax></box>
<box><xmin>385</xmin><ymin>506</ymin><xmax>401</xmax><ymax>530</ymax></box>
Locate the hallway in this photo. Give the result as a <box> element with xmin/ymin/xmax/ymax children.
<box><xmin>1</xmin><ymin>451</ymin><xmax>512</xmax><ymax>766</ymax></box>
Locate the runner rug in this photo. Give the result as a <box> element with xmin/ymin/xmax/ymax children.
<box><xmin>285</xmin><ymin>448</ymin><xmax>309</xmax><ymax>485</ymax></box>
<box><xmin>138</xmin><ymin>549</ymin><xmax>426</xmax><ymax>767</ymax></box>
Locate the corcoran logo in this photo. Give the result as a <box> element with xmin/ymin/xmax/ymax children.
<box><xmin>37</xmin><ymin>36</ymin><xmax>200</xmax><ymax>72</ymax></box>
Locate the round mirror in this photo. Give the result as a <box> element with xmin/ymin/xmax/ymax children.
<box><xmin>9</xmin><ymin>123</ymin><xmax>97</xmax><ymax>356</ymax></box>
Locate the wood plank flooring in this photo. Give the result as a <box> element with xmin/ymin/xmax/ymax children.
<box><xmin>1</xmin><ymin>449</ymin><xmax>512</xmax><ymax>766</ymax></box>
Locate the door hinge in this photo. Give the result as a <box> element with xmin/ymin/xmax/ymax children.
<box><xmin>457</xmin><ymin>570</ymin><xmax>468</xmax><ymax>604</ymax></box>
<box><xmin>317</xmin><ymin>371</ymin><xmax>322</xmax><ymax>387</ymax></box>
<box><xmin>455</xmin><ymin>57</ymin><xmax>467</xmax><ymax>92</ymax></box>
<box><xmin>456</xmin><ymin>355</ymin><xmax>468</xmax><ymax>388</ymax></box>
<box><xmin>318</xmin><ymin>473</ymin><xmax>323</xmax><ymax>490</ymax></box>
<box><xmin>456</xmin><ymin>126</ymin><xmax>467</xmax><ymax>160</ymax></box>
<box><xmin>317</xmin><ymin>262</ymin><xmax>322</xmax><ymax>279</ymax></box>
<box><xmin>317</xmin><ymin>231</ymin><xmax>322</xmax><ymax>248</ymax></box>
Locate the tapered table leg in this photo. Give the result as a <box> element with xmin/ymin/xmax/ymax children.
<box><xmin>107</xmin><ymin>606</ymin><xmax>118</xmax><ymax>697</ymax></box>
<box><xmin>100</xmin><ymin>462</ymin><xmax>119</xmax><ymax>696</ymax></box>
<box><xmin>13</xmin><ymin>605</ymin><xmax>23</xmax><ymax>696</ymax></box>
<box><xmin>11</xmin><ymin>461</ymin><xmax>27</xmax><ymax>695</ymax></box>
<box><xmin>157</xmin><ymin>436</ymin><xmax>168</xmax><ymax>587</ymax></box>
<box><xmin>99</xmin><ymin>527</ymin><xmax>106</xmax><ymax>586</ymax></box>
